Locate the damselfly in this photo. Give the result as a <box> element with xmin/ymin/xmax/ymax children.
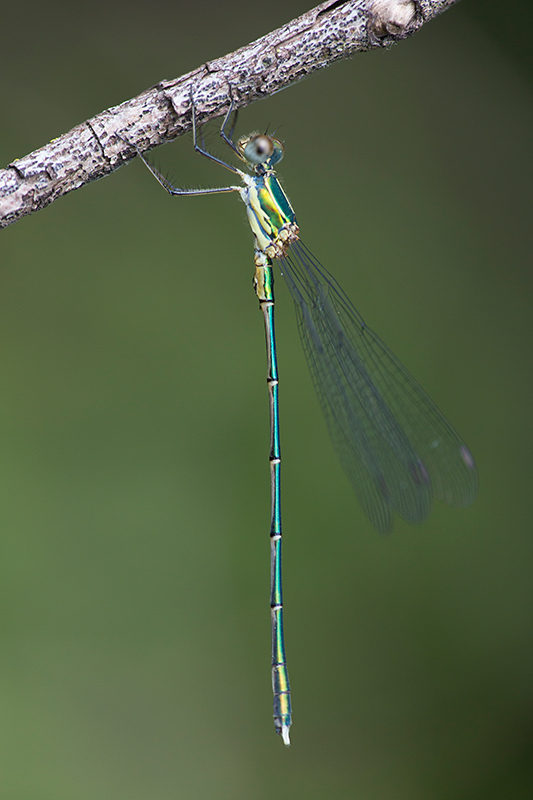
<box><xmin>127</xmin><ymin>100</ymin><xmax>478</xmax><ymax>746</ymax></box>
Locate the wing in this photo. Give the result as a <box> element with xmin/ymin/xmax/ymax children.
<box><xmin>279</xmin><ymin>240</ymin><xmax>477</xmax><ymax>533</ymax></box>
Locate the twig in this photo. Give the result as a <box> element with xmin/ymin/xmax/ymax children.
<box><xmin>0</xmin><ymin>0</ymin><xmax>459</xmax><ymax>229</ymax></box>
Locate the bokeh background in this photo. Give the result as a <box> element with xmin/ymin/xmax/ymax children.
<box><xmin>1</xmin><ymin>1</ymin><xmax>532</xmax><ymax>798</ymax></box>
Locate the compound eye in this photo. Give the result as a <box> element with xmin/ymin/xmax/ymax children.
<box><xmin>243</xmin><ymin>135</ymin><xmax>274</xmax><ymax>165</ymax></box>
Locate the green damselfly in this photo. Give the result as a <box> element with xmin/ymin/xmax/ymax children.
<box><xmin>127</xmin><ymin>100</ymin><xmax>478</xmax><ymax>746</ymax></box>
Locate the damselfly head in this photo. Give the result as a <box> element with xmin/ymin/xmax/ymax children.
<box><xmin>237</xmin><ymin>133</ymin><xmax>284</xmax><ymax>169</ymax></box>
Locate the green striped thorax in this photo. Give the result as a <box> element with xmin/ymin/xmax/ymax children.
<box><xmin>236</xmin><ymin>133</ymin><xmax>299</xmax><ymax>264</ymax></box>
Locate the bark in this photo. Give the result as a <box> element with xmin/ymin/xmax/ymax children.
<box><xmin>0</xmin><ymin>0</ymin><xmax>459</xmax><ymax>229</ymax></box>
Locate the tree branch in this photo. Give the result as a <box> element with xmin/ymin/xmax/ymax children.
<box><xmin>0</xmin><ymin>0</ymin><xmax>459</xmax><ymax>229</ymax></box>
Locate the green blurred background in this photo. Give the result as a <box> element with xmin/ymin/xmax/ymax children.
<box><xmin>1</xmin><ymin>1</ymin><xmax>532</xmax><ymax>797</ymax></box>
